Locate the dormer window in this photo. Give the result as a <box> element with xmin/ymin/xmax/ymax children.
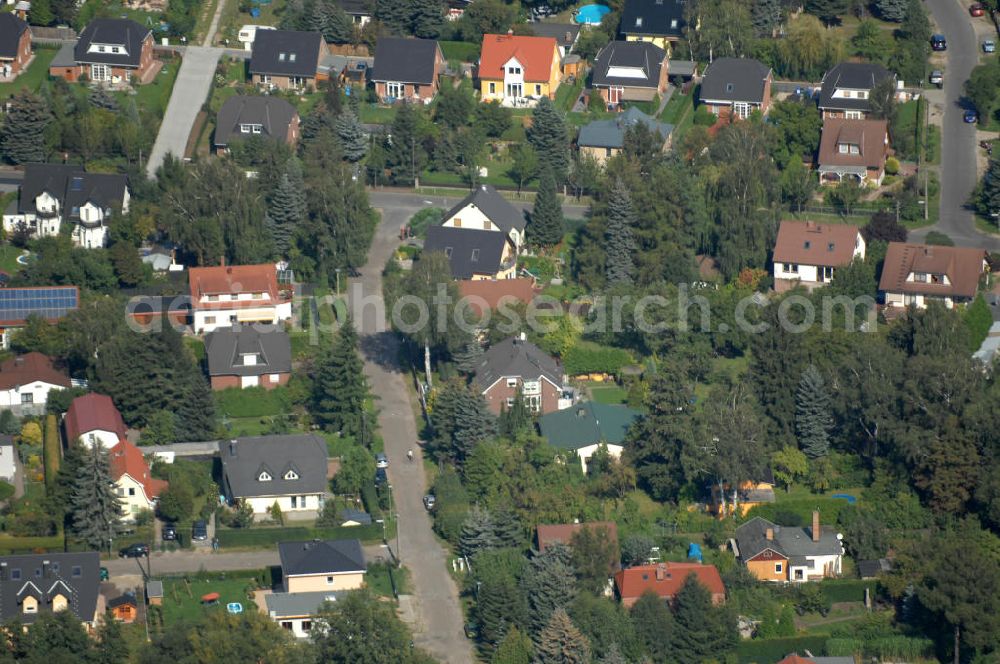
<box><xmin>843</xmin><ymin>90</ymin><xmax>851</xmax><ymax>98</ymax></box>
<box><xmin>726</xmin><ymin>83</ymin><xmax>734</xmax><ymax>92</ymax></box>
<box><xmin>471</xmin><ymin>249</ymin><xmax>480</xmax><ymax>262</ymax></box>
<box><xmin>284</xmin><ymin>469</ymin><xmax>298</xmax><ymax>480</ymax></box>
<box><xmin>635</xmin><ymin>17</ymin><xmax>643</xmax><ymax>27</ymax></box>
<box><xmin>671</xmin><ymin>19</ymin><xmax>678</xmax><ymax>28</ymax></box>
<box><xmin>240</xmin><ymin>124</ymin><xmax>252</xmax><ymax>133</ymax></box>
<box><xmin>289</xmin><ymin>53</ymin><xmax>296</xmax><ymax>62</ymax></box>
<box><xmin>112</xmin><ymin>46</ymin><xmax>119</xmax><ymax>53</ymax></box>
<box><xmin>258</xmin><ymin>471</ymin><xmax>272</xmax><ymax>481</ymax></box>
<box><xmin>98</xmin><ymin>46</ymin><xmax>106</xmax><ymax>53</ymax></box>
<box><xmin>914</xmin><ymin>272</ymin><xmax>928</xmax><ymax>283</ymax></box>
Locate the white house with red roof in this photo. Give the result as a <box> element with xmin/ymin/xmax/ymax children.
<box><xmin>108</xmin><ymin>440</ymin><xmax>168</xmax><ymax>520</ymax></box>
<box><xmin>0</xmin><ymin>353</ymin><xmax>70</xmax><ymax>415</ymax></box>
<box><xmin>188</xmin><ymin>261</ymin><xmax>292</xmax><ymax>334</ymax></box>
<box><xmin>63</xmin><ymin>393</ymin><xmax>127</xmax><ymax>449</ymax></box>
<box><xmin>772</xmin><ymin>221</ymin><xmax>865</xmax><ymax>292</ymax></box>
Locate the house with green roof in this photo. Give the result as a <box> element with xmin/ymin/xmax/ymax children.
<box><xmin>537</xmin><ymin>401</ymin><xmax>640</xmax><ymax>472</ymax></box>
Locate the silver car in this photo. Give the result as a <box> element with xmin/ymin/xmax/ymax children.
<box><xmin>375</xmin><ymin>452</ymin><xmax>388</xmax><ymax>469</ymax></box>
<box><xmin>985</xmin><ymin>40</ymin><xmax>997</xmax><ymax>53</ymax></box>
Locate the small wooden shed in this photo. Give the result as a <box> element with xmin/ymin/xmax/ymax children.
<box><xmin>146</xmin><ymin>580</ymin><xmax>164</xmax><ymax>606</ymax></box>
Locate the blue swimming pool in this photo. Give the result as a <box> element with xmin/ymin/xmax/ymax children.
<box><xmin>575</xmin><ymin>3</ymin><xmax>611</xmax><ymax>24</ymax></box>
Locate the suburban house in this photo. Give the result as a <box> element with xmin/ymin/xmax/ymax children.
<box><xmin>457</xmin><ymin>278</ymin><xmax>537</xmax><ymax>317</ymax></box>
<box><xmin>0</xmin><ymin>552</ymin><xmax>102</xmax><ymax>627</ymax></box>
<box><xmin>0</xmin><ymin>353</ymin><xmax>70</xmax><ymax>415</ymax></box>
<box><xmin>772</xmin><ymin>221</ymin><xmax>866</xmax><ymax>292</ymax></box>
<box><xmin>214</xmin><ymin>96</ymin><xmax>301</xmax><ymax>153</ymax></box>
<box><xmin>0</xmin><ymin>286</ymin><xmax>79</xmax><ymax>349</ymax></box>
<box><xmin>699</xmin><ymin>57</ymin><xmax>773</xmax><ymax>120</ymax></box>
<box><xmin>591</xmin><ymin>41</ymin><xmax>668</xmax><ymax>109</ymax></box>
<box><xmin>734</xmin><ymin>513</ymin><xmax>844</xmax><ymax>583</ymax></box>
<box><xmin>263</xmin><ymin>590</ymin><xmax>344</xmax><ymax>638</ymax></box>
<box><xmin>537</xmin><ymin>521</ymin><xmax>619</xmax><ymax>554</ymax></box>
<box><xmin>64</xmin><ymin>392</ymin><xmax>127</xmax><ymax>449</ymax></box>
<box><xmin>371</xmin><ymin>37</ymin><xmax>445</xmax><ymax>103</ymax></box>
<box><xmin>205</xmin><ymin>324</ymin><xmax>292</xmax><ymax>390</ymax></box>
<box><xmin>474</xmin><ymin>336</ymin><xmax>569</xmax><ymax>415</ymax></box>
<box><xmin>442</xmin><ymin>184</ymin><xmax>526</xmax><ymax>252</ymax></box>
<box><xmin>336</xmin><ymin>0</ymin><xmax>372</xmax><ymax>26</ymax></box>
<box><xmin>0</xmin><ymin>437</ymin><xmax>15</xmax><ymax>483</ymax></box>
<box><xmin>710</xmin><ymin>474</ymin><xmax>777</xmax><ymax>518</ymax></box>
<box><xmin>219</xmin><ymin>434</ymin><xmax>328</xmax><ymax>517</ymax></box>
<box><xmin>478</xmin><ymin>33</ymin><xmax>561</xmax><ymax>107</ymax></box>
<box><xmin>0</xmin><ymin>13</ymin><xmax>32</xmax><ymax>80</ymax></box>
<box><xmin>49</xmin><ymin>18</ymin><xmax>156</xmax><ymax>85</ymax></box>
<box><xmin>249</xmin><ymin>29</ymin><xmax>325</xmax><ymax>91</ymax></box>
<box><xmin>188</xmin><ymin>262</ymin><xmax>292</xmax><ymax>334</ymax></box>
<box><xmin>614</xmin><ymin>562</ymin><xmax>726</xmax><ymax>608</ymax></box>
<box><xmin>2</xmin><ymin>164</ymin><xmax>130</xmax><ymax>248</ymax></box>
<box><xmin>817</xmin><ymin>118</ymin><xmax>890</xmax><ymax>187</ymax></box>
<box><xmin>527</xmin><ymin>22</ymin><xmax>580</xmax><ymax>58</ymax></box>
<box><xmin>818</xmin><ymin>62</ymin><xmax>896</xmax><ymax>119</ymax></box>
<box><xmin>537</xmin><ymin>401</ymin><xmax>641</xmax><ymax>472</ymax></box>
<box><xmin>619</xmin><ymin>0</ymin><xmax>686</xmax><ymax>51</ymax></box>
<box><xmin>879</xmin><ymin>243</ymin><xmax>989</xmax><ymax>310</ymax></box>
<box><xmin>109</xmin><ymin>440</ymin><xmax>168</xmax><ymax>520</ymax></box>
<box><xmin>578</xmin><ymin>107</ymin><xmax>673</xmax><ymax>164</ymax></box>
<box><xmin>107</xmin><ymin>593</ymin><xmax>138</xmax><ymax>623</ymax></box>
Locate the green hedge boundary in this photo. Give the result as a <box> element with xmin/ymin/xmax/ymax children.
<box><xmin>216</xmin><ymin>524</ymin><xmax>384</xmax><ymax>548</ymax></box>
<box><xmin>737</xmin><ymin>636</ymin><xmax>828</xmax><ymax>663</ymax></box>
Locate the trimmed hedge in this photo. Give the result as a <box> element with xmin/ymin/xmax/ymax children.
<box><xmin>818</xmin><ymin>579</ymin><xmax>876</xmax><ymax>603</ymax></box>
<box><xmin>737</xmin><ymin>636</ymin><xmax>828</xmax><ymax>663</ymax></box>
<box><xmin>0</xmin><ymin>535</ymin><xmax>64</xmax><ymax>554</ymax></box>
<box><xmin>563</xmin><ymin>342</ymin><xmax>633</xmax><ymax>377</ymax></box>
<box><xmin>216</xmin><ymin>524</ymin><xmax>384</xmax><ymax>548</ymax></box>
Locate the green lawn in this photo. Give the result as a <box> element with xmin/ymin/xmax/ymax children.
<box><xmin>660</xmin><ymin>87</ymin><xmax>695</xmax><ymax>125</ymax></box>
<box><xmin>128</xmin><ymin>55</ymin><xmax>182</xmax><ymax>117</ymax></box>
<box><xmin>159</xmin><ymin>573</ymin><xmax>266</xmax><ymax>625</ymax></box>
<box><xmin>439</xmin><ymin>41</ymin><xmax>480</xmax><ymax>63</ymax></box>
<box><xmin>366</xmin><ymin>561</ymin><xmax>410</xmax><ymax>598</ymax></box>
<box><xmin>555</xmin><ymin>77</ymin><xmax>584</xmax><ymax>113</ymax></box>
<box><xmin>358</xmin><ymin>104</ymin><xmax>399</xmax><ymax>125</ymax></box>
<box><xmin>588</xmin><ymin>384</ymin><xmax>627</xmax><ymax>405</ymax></box>
<box><xmin>219</xmin><ymin>0</ymin><xmax>287</xmax><ymax>45</ymax></box>
<box><xmin>0</xmin><ymin>47</ymin><xmax>58</xmax><ymax>101</ymax></box>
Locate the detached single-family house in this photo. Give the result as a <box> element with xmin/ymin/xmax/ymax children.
<box><xmin>614</xmin><ymin>562</ymin><xmax>726</xmax><ymax>608</ymax></box>
<box><xmin>578</xmin><ymin>107</ymin><xmax>673</xmax><ymax>165</ymax></box>
<box><xmin>619</xmin><ymin>0</ymin><xmax>686</xmax><ymax>52</ymax></box>
<box><xmin>479</xmin><ymin>33</ymin><xmax>561</xmax><ymax>107</ymax></box>
<box><xmin>818</xmin><ymin>62</ymin><xmax>896</xmax><ymax>119</ymax></box>
<box><xmin>109</xmin><ymin>440</ymin><xmax>167</xmax><ymax>520</ymax></box>
<box><xmin>879</xmin><ymin>243</ymin><xmax>989</xmax><ymax>310</ymax></box>
<box><xmin>424</xmin><ymin>226</ymin><xmax>515</xmax><ymax>280</ymax></box>
<box><xmin>699</xmin><ymin>57</ymin><xmax>773</xmax><ymax>120</ymax></box>
<box><xmin>214</xmin><ymin>96</ymin><xmax>300</xmax><ymax>153</ymax></box>
<box><xmin>537</xmin><ymin>521</ymin><xmax>619</xmax><ymax>554</ymax></box>
<box><xmin>219</xmin><ymin>434</ymin><xmax>328</xmax><ymax>517</ymax></box>
<box><xmin>0</xmin><ymin>286</ymin><xmax>79</xmax><ymax>349</ymax></box>
<box><xmin>734</xmin><ymin>513</ymin><xmax>844</xmax><ymax>583</ymax></box>
<box><xmin>49</xmin><ymin>18</ymin><xmax>156</xmax><ymax>85</ymax></box>
<box><xmin>817</xmin><ymin>118</ymin><xmax>890</xmax><ymax>187</ymax></box>
<box><xmin>64</xmin><ymin>393</ymin><xmax>127</xmax><ymax>449</ymax></box>
<box><xmin>474</xmin><ymin>336</ymin><xmax>569</xmax><ymax>415</ymax></box>
<box><xmin>457</xmin><ymin>278</ymin><xmax>537</xmax><ymax>317</ymax></box>
<box><xmin>336</xmin><ymin>0</ymin><xmax>372</xmax><ymax>26</ymax></box>
<box><xmin>0</xmin><ymin>353</ymin><xmax>70</xmax><ymax>416</ymax></box>
<box><xmin>591</xmin><ymin>41</ymin><xmax>668</xmax><ymax>109</ymax></box>
<box><xmin>2</xmin><ymin>164</ymin><xmax>130</xmax><ymax>248</ymax></box>
<box><xmin>772</xmin><ymin>220</ymin><xmax>866</xmax><ymax>292</ymax></box>
<box><xmin>537</xmin><ymin>402</ymin><xmax>640</xmax><ymax>473</ymax></box>
<box><xmin>0</xmin><ymin>13</ymin><xmax>32</xmax><ymax>80</ymax></box>
<box><xmin>442</xmin><ymin>184</ymin><xmax>526</xmax><ymax>251</ymax></box>
<box><xmin>205</xmin><ymin>324</ymin><xmax>292</xmax><ymax>390</ymax></box>
<box><xmin>371</xmin><ymin>37</ymin><xmax>445</xmax><ymax>103</ymax></box>
<box><xmin>264</xmin><ymin>590</ymin><xmax>344</xmax><ymax>638</ymax></box>
<box><xmin>710</xmin><ymin>474</ymin><xmax>777</xmax><ymax>518</ymax></box>
<box><xmin>188</xmin><ymin>262</ymin><xmax>292</xmax><ymax>334</ymax></box>
<box><xmin>0</xmin><ymin>552</ymin><xmax>102</xmax><ymax>627</ymax></box>
<box><xmin>527</xmin><ymin>22</ymin><xmax>580</xmax><ymax>59</ymax></box>
<box><xmin>250</xmin><ymin>29</ymin><xmax>325</xmax><ymax>91</ymax></box>
<box><xmin>0</xmin><ymin>437</ymin><xmax>15</xmax><ymax>482</ymax></box>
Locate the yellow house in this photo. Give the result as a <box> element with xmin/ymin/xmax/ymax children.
<box><xmin>479</xmin><ymin>33</ymin><xmax>561</xmax><ymax>107</ymax></box>
<box><xmin>620</xmin><ymin>0</ymin><xmax>686</xmax><ymax>53</ymax></box>
<box><xmin>277</xmin><ymin>539</ymin><xmax>366</xmax><ymax>593</ymax></box>
<box><xmin>710</xmin><ymin>479</ymin><xmax>776</xmax><ymax>518</ymax></box>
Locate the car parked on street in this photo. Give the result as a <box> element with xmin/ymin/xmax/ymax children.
<box><xmin>192</xmin><ymin>520</ymin><xmax>209</xmax><ymax>541</ymax></box>
<box><xmin>930</xmin><ymin>70</ymin><xmax>943</xmax><ymax>86</ymax></box>
<box><xmin>984</xmin><ymin>39</ymin><xmax>996</xmax><ymax>53</ymax></box>
<box><xmin>423</xmin><ymin>494</ymin><xmax>436</xmax><ymax>510</ymax></box>
<box><xmin>119</xmin><ymin>543</ymin><xmax>149</xmax><ymax>558</ymax></box>
<box><xmin>931</xmin><ymin>34</ymin><xmax>947</xmax><ymax>51</ymax></box>
<box><xmin>375</xmin><ymin>467</ymin><xmax>388</xmax><ymax>487</ymax></box>
<box><xmin>971</xmin><ymin>3</ymin><xmax>986</xmax><ymax>16</ymax></box>
<box><xmin>375</xmin><ymin>452</ymin><xmax>389</xmax><ymax>469</ymax></box>
<box><xmin>965</xmin><ymin>109</ymin><xmax>979</xmax><ymax>123</ymax></box>
<box><xmin>161</xmin><ymin>523</ymin><xmax>177</xmax><ymax>541</ymax></box>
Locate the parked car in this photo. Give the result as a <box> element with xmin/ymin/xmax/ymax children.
<box><xmin>100</xmin><ymin>567</ymin><xmax>109</xmax><ymax>581</ymax></box>
<box><xmin>375</xmin><ymin>467</ymin><xmax>388</xmax><ymax>486</ymax></box>
<box><xmin>119</xmin><ymin>543</ymin><xmax>149</xmax><ymax>558</ymax></box>
<box><xmin>375</xmin><ymin>452</ymin><xmax>389</xmax><ymax>469</ymax></box>
<box><xmin>971</xmin><ymin>3</ymin><xmax>986</xmax><ymax>16</ymax></box>
<box><xmin>965</xmin><ymin>109</ymin><xmax>979</xmax><ymax>123</ymax></box>
<box><xmin>929</xmin><ymin>70</ymin><xmax>943</xmax><ymax>86</ymax></box>
<box><xmin>984</xmin><ymin>39</ymin><xmax>996</xmax><ymax>53</ymax></box>
<box><xmin>931</xmin><ymin>34</ymin><xmax>947</xmax><ymax>51</ymax></box>
<box><xmin>192</xmin><ymin>520</ymin><xmax>209</xmax><ymax>541</ymax></box>
<box><xmin>161</xmin><ymin>523</ymin><xmax>177</xmax><ymax>541</ymax></box>
<box><xmin>464</xmin><ymin>623</ymin><xmax>478</xmax><ymax>639</ymax></box>
<box><xmin>423</xmin><ymin>494</ymin><xmax>436</xmax><ymax>510</ymax></box>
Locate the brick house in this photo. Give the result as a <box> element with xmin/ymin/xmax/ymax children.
<box><xmin>371</xmin><ymin>37</ymin><xmax>445</xmax><ymax>103</ymax></box>
<box><xmin>0</xmin><ymin>13</ymin><xmax>32</xmax><ymax>79</ymax></box>
<box><xmin>214</xmin><ymin>95</ymin><xmax>301</xmax><ymax>153</ymax></box>
<box><xmin>205</xmin><ymin>324</ymin><xmax>292</xmax><ymax>390</ymax></box>
<box><xmin>49</xmin><ymin>18</ymin><xmax>156</xmax><ymax>85</ymax></box>
<box><xmin>249</xmin><ymin>29</ymin><xmax>325</xmax><ymax>91</ymax></box>
<box><xmin>474</xmin><ymin>336</ymin><xmax>568</xmax><ymax>415</ymax></box>
<box><xmin>699</xmin><ymin>57</ymin><xmax>773</xmax><ymax>119</ymax></box>
<box><xmin>734</xmin><ymin>513</ymin><xmax>844</xmax><ymax>583</ymax></box>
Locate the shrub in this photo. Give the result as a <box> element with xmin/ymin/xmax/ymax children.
<box><xmin>884</xmin><ymin>156</ymin><xmax>900</xmax><ymax>175</ymax></box>
<box><xmin>215</xmin><ymin>524</ymin><xmax>383</xmax><ymax>548</ymax></box>
<box><xmin>562</xmin><ymin>342</ymin><xmax>633</xmax><ymax>376</ymax></box>
<box><xmin>924</xmin><ymin>230</ymin><xmax>954</xmax><ymax>246</ymax></box>
<box><xmin>0</xmin><ymin>482</ymin><xmax>14</xmax><ymax>501</ymax></box>
<box><xmin>407</xmin><ymin>207</ymin><xmax>444</xmax><ymax>239</ymax></box>
<box><xmin>693</xmin><ymin>106</ymin><xmax>717</xmax><ymax>126</ymax></box>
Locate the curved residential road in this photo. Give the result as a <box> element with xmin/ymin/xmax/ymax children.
<box><xmin>913</xmin><ymin>0</ymin><xmax>1000</xmax><ymax>249</ymax></box>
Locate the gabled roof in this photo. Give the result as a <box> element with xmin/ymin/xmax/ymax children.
<box><xmin>109</xmin><ymin>440</ymin><xmax>168</xmax><ymax>503</ymax></box>
<box><xmin>74</xmin><ymin>18</ymin><xmax>150</xmax><ymax>68</ymax></box>
<box><xmin>474</xmin><ymin>336</ymin><xmax>563</xmax><ymax>391</ymax></box>
<box><xmin>64</xmin><ymin>393</ymin><xmax>127</xmax><ymax>442</ymax></box>
<box><xmin>442</xmin><ymin>185</ymin><xmax>526</xmax><ymax>234</ymax></box>
<box><xmin>538</xmin><ymin>401</ymin><xmax>641</xmax><ymax>450</ymax></box>
<box><xmin>107</xmin><ymin>593</ymin><xmax>137</xmax><ymax>609</ymax></box>
<box><xmin>219</xmin><ymin>434</ymin><xmax>328</xmax><ymax>498</ymax></box>
<box><xmin>0</xmin><ymin>353</ymin><xmax>70</xmax><ymax>391</ymax></box>
<box><xmin>735</xmin><ymin>516</ymin><xmax>843</xmax><ymax>561</ymax></box>
<box><xmin>700</xmin><ymin>57</ymin><xmax>772</xmax><ymax>104</ymax></box>
<box><xmin>620</xmin><ymin>0</ymin><xmax>686</xmax><ymax>38</ymax></box>
<box><xmin>577</xmin><ymin>106</ymin><xmax>673</xmax><ymax>149</ymax></box>
<box><xmin>214</xmin><ymin>96</ymin><xmax>299</xmax><ymax>148</ymax></box>
<box><xmin>0</xmin><ymin>552</ymin><xmax>101</xmax><ymax>624</ymax></box>
<box><xmin>249</xmin><ymin>29</ymin><xmax>323</xmax><ymax>77</ymax></box>
<box><xmin>424</xmin><ymin>226</ymin><xmax>508</xmax><ymax>279</ymax></box>
<box><xmin>479</xmin><ymin>33</ymin><xmax>558</xmax><ymax>83</ymax></box>
<box><xmin>278</xmin><ymin>539</ymin><xmax>365</xmax><ymax>577</ymax></box>
<box><xmin>817</xmin><ymin>118</ymin><xmax>888</xmax><ymax>170</ymax></box>
<box><xmin>537</xmin><ymin>521</ymin><xmax>618</xmax><ymax>553</ymax></box>
<box><xmin>527</xmin><ymin>22</ymin><xmax>581</xmax><ymax>50</ymax></box>
<box><xmin>591</xmin><ymin>41</ymin><xmax>666</xmax><ymax>89</ymax></box>
<box><xmin>818</xmin><ymin>62</ymin><xmax>895</xmax><ymax>112</ymax></box>
<box><xmin>614</xmin><ymin>562</ymin><xmax>725</xmax><ymax>601</ymax></box>
<box><xmin>0</xmin><ymin>14</ymin><xmax>29</xmax><ymax>60</ymax></box>
<box><xmin>265</xmin><ymin>590</ymin><xmax>347</xmax><ymax>617</ymax></box>
<box><xmin>878</xmin><ymin>243</ymin><xmax>988</xmax><ymax>300</ymax></box>
<box><xmin>15</xmin><ymin>164</ymin><xmax>128</xmax><ymax>221</ymax></box>
<box><xmin>371</xmin><ymin>37</ymin><xmax>441</xmax><ymax>85</ymax></box>
<box><xmin>773</xmin><ymin>220</ymin><xmax>862</xmax><ymax>268</ymax></box>
<box><xmin>457</xmin><ymin>278</ymin><xmax>537</xmax><ymax>315</ymax></box>
<box><xmin>188</xmin><ymin>263</ymin><xmax>280</xmax><ymax>303</ymax></box>
<box><xmin>205</xmin><ymin>324</ymin><xmax>292</xmax><ymax>377</ymax></box>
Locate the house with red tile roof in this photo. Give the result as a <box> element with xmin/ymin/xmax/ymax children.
<box><xmin>536</xmin><ymin>521</ymin><xmax>619</xmax><ymax>554</ymax></box>
<box><xmin>64</xmin><ymin>393</ymin><xmax>127</xmax><ymax>449</ymax></box>
<box><xmin>772</xmin><ymin>221</ymin><xmax>865</xmax><ymax>292</ymax></box>
<box><xmin>108</xmin><ymin>440</ymin><xmax>167</xmax><ymax>520</ymax></box>
<box><xmin>457</xmin><ymin>278</ymin><xmax>537</xmax><ymax>317</ymax></box>
<box><xmin>478</xmin><ymin>32</ymin><xmax>561</xmax><ymax>107</ymax></box>
<box><xmin>817</xmin><ymin>117</ymin><xmax>890</xmax><ymax>187</ymax></box>
<box><xmin>613</xmin><ymin>561</ymin><xmax>726</xmax><ymax>608</ymax></box>
<box><xmin>188</xmin><ymin>262</ymin><xmax>292</xmax><ymax>334</ymax></box>
<box><xmin>879</xmin><ymin>243</ymin><xmax>989</xmax><ymax>310</ymax></box>
<box><xmin>0</xmin><ymin>353</ymin><xmax>70</xmax><ymax>415</ymax></box>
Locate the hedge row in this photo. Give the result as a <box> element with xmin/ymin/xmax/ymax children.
<box><xmin>216</xmin><ymin>524</ymin><xmax>384</xmax><ymax>548</ymax></box>
<box><xmin>736</xmin><ymin>636</ymin><xmax>828</xmax><ymax>663</ymax></box>
<box><xmin>563</xmin><ymin>342</ymin><xmax>633</xmax><ymax>377</ymax></box>
<box><xmin>818</xmin><ymin>579</ymin><xmax>876</xmax><ymax>603</ymax></box>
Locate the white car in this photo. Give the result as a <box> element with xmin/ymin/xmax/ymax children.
<box><xmin>375</xmin><ymin>453</ymin><xmax>389</xmax><ymax>469</ymax></box>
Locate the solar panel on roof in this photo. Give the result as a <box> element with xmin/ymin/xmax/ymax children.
<box><xmin>0</xmin><ymin>287</ymin><xmax>79</xmax><ymax>324</ymax></box>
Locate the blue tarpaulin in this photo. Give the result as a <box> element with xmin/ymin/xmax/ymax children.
<box><xmin>688</xmin><ymin>543</ymin><xmax>703</xmax><ymax>562</ymax></box>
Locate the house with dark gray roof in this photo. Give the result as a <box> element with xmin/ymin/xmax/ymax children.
<box><xmin>441</xmin><ymin>184</ymin><xmax>525</xmax><ymax>249</ymax></box>
<box><xmin>0</xmin><ymin>13</ymin><xmax>32</xmax><ymax>80</ymax></box>
<box><xmin>371</xmin><ymin>37</ymin><xmax>445</xmax><ymax>103</ymax></box>
<box><xmin>264</xmin><ymin>590</ymin><xmax>347</xmax><ymax>638</ymax></box>
<box><xmin>619</xmin><ymin>0</ymin><xmax>686</xmax><ymax>51</ymax></box>
<box><xmin>527</xmin><ymin>22</ymin><xmax>581</xmax><ymax>57</ymax></box>
<box><xmin>700</xmin><ymin>57</ymin><xmax>773</xmax><ymax>120</ymax></box>
<box><xmin>733</xmin><ymin>513</ymin><xmax>844</xmax><ymax>583</ymax></box>
<box><xmin>578</xmin><ymin>107</ymin><xmax>673</xmax><ymax>164</ymax></box>
<box><xmin>214</xmin><ymin>96</ymin><xmax>301</xmax><ymax>152</ymax></box>
<box><xmin>2</xmin><ymin>164</ymin><xmax>129</xmax><ymax>248</ymax></box>
<box><xmin>250</xmin><ymin>29</ymin><xmax>324</xmax><ymax>91</ymax></box>
<box><xmin>424</xmin><ymin>226</ymin><xmax>512</xmax><ymax>280</ymax></box>
<box><xmin>49</xmin><ymin>18</ymin><xmax>157</xmax><ymax>85</ymax></box>
<box><xmin>0</xmin><ymin>552</ymin><xmax>102</xmax><ymax>626</ymax></box>
<box><xmin>205</xmin><ymin>324</ymin><xmax>292</xmax><ymax>390</ymax></box>
<box><xmin>336</xmin><ymin>0</ymin><xmax>372</xmax><ymax>26</ymax></box>
<box><xmin>475</xmin><ymin>335</ymin><xmax>568</xmax><ymax>415</ymax></box>
<box><xmin>219</xmin><ymin>434</ymin><xmax>328</xmax><ymax>517</ymax></box>
<box><xmin>591</xmin><ymin>41</ymin><xmax>668</xmax><ymax>108</ymax></box>
<box><xmin>818</xmin><ymin>62</ymin><xmax>896</xmax><ymax>119</ymax></box>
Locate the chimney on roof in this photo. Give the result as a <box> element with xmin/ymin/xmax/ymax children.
<box><xmin>229</xmin><ymin>439</ymin><xmax>237</xmax><ymax>457</ymax></box>
<box><xmin>765</xmin><ymin>527</ymin><xmax>773</xmax><ymax>541</ymax></box>
<box><xmin>42</xmin><ymin>561</ymin><xmax>50</xmax><ymax>579</ymax></box>
<box><xmin>812</xmin><ymin>510</ymin><xmax>821</xmax><ymax>542</ymax></box>
<box><xmin>655</xmin><ymin>563</ymin><xmax>666</xmax><ymax>580</ymax></box>
<box><xmin>507</xmin><ymin>28</ymin><xmax>513</xmax><ymax>36</ymax></box>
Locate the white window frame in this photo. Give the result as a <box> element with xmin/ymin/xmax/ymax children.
<box><xmin>386</xmin><ymin>81</ymin><xmax>404</xmax><ymax>98</ymax></box>
<box><xmin>258</xmin><ymin>471</ymin><xmax>272</xmax><ymax>482</ymax></box>
<box><xmin>733</xmin><ymin>101</ymin><xmax>751</xmax><ymax>119</ymax></box>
